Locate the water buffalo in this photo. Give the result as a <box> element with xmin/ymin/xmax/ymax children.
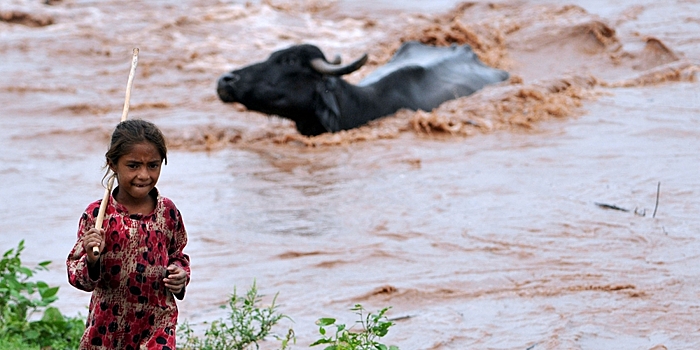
<box><xmin>217</xmin><ymin>41</ymin><xmax>509</xmax><ymax>136</ymax></box>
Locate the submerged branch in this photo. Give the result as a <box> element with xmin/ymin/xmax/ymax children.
<box><xmin>595</xmin><ymin>202</ymin><xmax>629</xmax><ymax>212</ymax></box>
<box><xmin>653</xmin><ymin>181</ymin><xmax>660</xmax><ymax>218</ymax></box>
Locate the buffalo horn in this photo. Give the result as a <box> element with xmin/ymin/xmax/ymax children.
<box><xmin>310</xmin><ymin>53</ymin><xmax>368</xmax><ymax>75</ymax></box>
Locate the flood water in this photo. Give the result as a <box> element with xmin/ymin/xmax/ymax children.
<box><xmin>1</xmin><ymin>0</ymin><xmax>699</xmax><ymax>349</ymax></box>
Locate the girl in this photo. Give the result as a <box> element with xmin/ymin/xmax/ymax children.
<box><xmin>67</xmin><ymin>119</ymin><xmax>191</xmax><ymax>350</ymax></box>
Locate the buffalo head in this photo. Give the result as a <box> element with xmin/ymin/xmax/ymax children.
<box><xmin>217</xmin><ymin>44</ymin><xmax>368</xmax><ymax>136</ymax></box>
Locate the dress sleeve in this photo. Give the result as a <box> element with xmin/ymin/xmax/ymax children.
<box><xmin>66</xmin><ymin>205</ymin><xmax>102</xmax><ymax>292</ymax></box>
<box><xmin>168</xmin><ymin>207</ymin><xmax>191</xmax><ymax>300</ymax></box>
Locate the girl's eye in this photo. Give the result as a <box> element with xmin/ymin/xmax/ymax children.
<box><xmin>149</xmin><ymin>164</ymin><xmax>160</xmax><ymax>170</ymax></box>
<box><xmin>128</xmin><ymin>164</ymin><xmax>139</xmax><ymax>169</ymax></box>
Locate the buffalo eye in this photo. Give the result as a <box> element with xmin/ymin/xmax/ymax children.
<box><xmin>281</xmin><ymin>56</ymin><xmax>299</xmax><ymax>66</ymax></box>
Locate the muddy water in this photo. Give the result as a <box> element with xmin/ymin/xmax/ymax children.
<box><xmin>1</xmin><ymin>0</ymin><xmax>699</xmax><ymax>349</ymax></box>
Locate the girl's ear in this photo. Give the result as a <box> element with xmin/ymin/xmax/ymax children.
<box><xmin>107</xmin><ymin>159</ymin><xmax>117</xmax><ymax>173</ymax></box>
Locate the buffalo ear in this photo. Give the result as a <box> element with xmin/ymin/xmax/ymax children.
<box><xmin>314</xmin><ymin>78</ymin><xmax>341</xmax><ymax>132</ymax></box>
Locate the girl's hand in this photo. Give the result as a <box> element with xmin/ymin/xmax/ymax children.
<box><xmin>164</xmin><ymin>264</ymin><xmax>187</xmax><ymax>294</ymax></box>
<box><xmin>82</xmin><ymin>228</ymin><xmax>104</xmax><ymax>265</ymax></box>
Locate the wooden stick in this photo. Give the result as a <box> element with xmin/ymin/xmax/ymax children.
<box><xmin>120</xmin><ymin>48</ymin><xmax>139</xmax><ymax>123</ymax></box>
<box><xmin>93</xmin><ymin>48</ymin><xmax>139</xmax><ymax>256</ymax></box>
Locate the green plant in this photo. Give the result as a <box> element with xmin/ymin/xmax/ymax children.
<box><xmin>0</xmin><ymin>240</ymin><xmax>84</xmax><ymax>349</ymax></box>
<box><xmin>310</xmin><ymin>304</ymin><xmax>399</xmax><ymax>350</ymax></box>
<box><xmin>179</xmin><ymin>280</ymin><xmax>294</xmax><ymax>350</ymax></box>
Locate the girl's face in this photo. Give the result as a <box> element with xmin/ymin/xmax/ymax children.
<box><xmin>109</xmin><ymin>141</ymin><xmax>163</xmax><ymax>205</ymax></box>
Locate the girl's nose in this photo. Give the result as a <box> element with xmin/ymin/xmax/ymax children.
<box><xmin>137</xmin><ymin>168</ymin><xmax>150</xmax><ymax>179</ymax></box>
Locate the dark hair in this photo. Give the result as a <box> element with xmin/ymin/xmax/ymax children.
<box><xmin>105</xmin><ymin>119</ymin><xmax>167</xmax><ymax>175</ymax></box>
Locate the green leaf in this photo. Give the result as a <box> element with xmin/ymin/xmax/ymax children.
<box><xmin>316</xmin><ymin>318</ymin><xmax>336</xmax><ymax>326</ymax></box>
<box><xmin>40</xmin><ymin>286</ymin><xmax>60</xmax><ymax>299</ymax></box>
<box><xmin>40</xmin><ymin>296</ymin><xmax>59</xmax><ymax>307</ymax></box>
<box><xmin>18</xmin><ymin>266</ymin><xmax>33</xmax><ymax>277</ymax></box>
<box><xmin>310</xmin><ymin>338</ymin><xmax>332</xmax><ymax>346</ymax></box>
<box><xmin>2</xmin><ymin>247</ymin><xmax>14</xmax><ymax>258</ymax></box>
<box><xmin>41</xmin><ymin>306</ymin><xmax>65</xmax><ymax>323</ymax></box>
<box><xmin>24</xmin><ymin>329</ymin><xmax>40</xmax><ymax>340</ymax></box>
<box><xmin>6</xmin><ymin>276</ymin><xmax>20</xmax><ymax>288</ymax></box>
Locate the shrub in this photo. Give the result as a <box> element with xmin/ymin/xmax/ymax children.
<box><xmin>179</xmin><ymin>280</ymin><xmax>294</xmax><ymax>350</ymax></box>
<box><xmin>310</xmin><ymin>304</ymin><xmax>399</xmax><ymax>350</ymax></box>
<box><xmin>0</xmin><ymin>240</ymin><xmax>84</xmax><ymax>350</ymax></box>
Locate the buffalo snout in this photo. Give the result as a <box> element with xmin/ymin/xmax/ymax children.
<box><xmin>217</xmin><ymin>72</ymin><xmax>241</xmax><ymax>102</ymax></box>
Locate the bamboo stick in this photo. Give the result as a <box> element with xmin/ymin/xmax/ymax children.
<box><xmin>93</xmin><ymin>48</ymin><xmax>139</xmax><ymax>256</ymax></box>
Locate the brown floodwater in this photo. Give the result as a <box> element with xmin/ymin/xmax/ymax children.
<box><xmin>1</xmin><ymin>0</ymin><xmax>699</xmax><ymax>349</ymax></box>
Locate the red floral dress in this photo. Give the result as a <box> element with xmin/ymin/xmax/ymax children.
<box><xmin>67</xmin><ymin>187</ymin><xmax>191</xmax><ymax>350</ymax></box>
